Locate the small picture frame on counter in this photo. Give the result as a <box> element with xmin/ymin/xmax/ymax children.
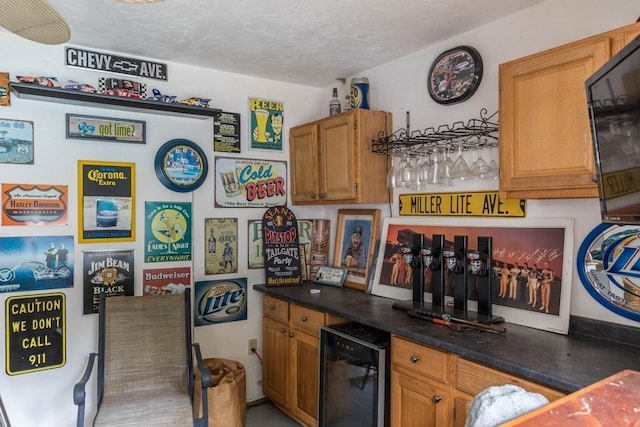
<box><xmin>314</xmin><ymin>265</ymin><xmax>347</xmax><ymax>287</ymax></box>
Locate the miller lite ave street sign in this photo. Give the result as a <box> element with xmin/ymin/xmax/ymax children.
<box><xmin>399</xmin><ymin>191</ymin><xmax>526</xmax><ymax>217</ymax></box>
<box><xmin>66</xmin><ymin>47</ymin><xmax>168</xmax><ymax>81</ymax></box>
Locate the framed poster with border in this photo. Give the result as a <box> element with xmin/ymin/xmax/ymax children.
<box><xmin>333</xmin><ymin>209</ymin><xmax>380</xmax><ymax>291</ymax></box>
<box><xmin>370</xmin><ymin>217</ymin><xmax>574</xmax><ymax>334</ymax></box>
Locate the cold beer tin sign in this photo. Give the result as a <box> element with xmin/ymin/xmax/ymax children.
<box><xmin>214</xmin><ymin>157</ymin><xmax>287</xmax><ymax>208</ymax></box>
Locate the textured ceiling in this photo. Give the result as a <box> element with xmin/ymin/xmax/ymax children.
<box><xmin>34</xmin><ymin>0</ymin><xmax>545</xmax><ymax>87</ymax></box>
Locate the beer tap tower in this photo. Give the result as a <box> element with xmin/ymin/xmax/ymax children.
<box><xmin>392</xmin><ymin>232</ymin><xmax>503</xmax><ymax>324</ymax></box>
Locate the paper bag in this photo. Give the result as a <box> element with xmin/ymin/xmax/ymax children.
<box><xmin>194</xmin><ymin>358</ymin><xmax>246</xmax><ymax>427</ymax></box>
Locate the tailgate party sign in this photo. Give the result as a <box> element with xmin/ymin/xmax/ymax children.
<box><xmin>215</xmin><ymin>157</ymin><xmax>287</xmax><ymax>208</ymax></box>
<box><xmin>6</xmin><ymin>292</ymin><xmax>66</xmax><ymax>375</ymax></box>
<box><xmin>262</xmin><ymin>206</ymin><xmax>302</xmax><ymax>286</ymax></box>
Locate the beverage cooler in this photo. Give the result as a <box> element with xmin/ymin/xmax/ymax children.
<box><xmin>319</xmin><ymin>322</ymin><xmax>390</xmax><ymax>427</ymax></box>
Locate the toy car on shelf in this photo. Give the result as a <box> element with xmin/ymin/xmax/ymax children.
<box><xmin>101</xmin><ymin>88</ymin><xmax>140</xmax><ymax>99</ymax></box>
<box><xmin>17</xmin><ymin>76</ymin><xmax>60</xmax><ymax>87</ymax></box>
<box><xmin>178</xmin><ymin>97</ymin><xmax>211</xmax><ymax>108</ymax></box>
<box><xmin>63</xmin><ymin>81</ymin><xmax>97</xmax><ymax>93</ymax></box>
<box><xmin>146</xmin><ymin>88</ymin><xmax>177</xmax><ymax>103</ymax></box>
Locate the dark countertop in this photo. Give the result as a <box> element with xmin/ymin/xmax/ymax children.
<box><xmin>254</xmin><ymin>283</ymin><xmax>640</xmax><ymax>393</ymax></box>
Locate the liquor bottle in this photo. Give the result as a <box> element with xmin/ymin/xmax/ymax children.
<box><xmin>329</xmin><ymin>88</ymin><xmax>341</xmax><ymax>116</ymax></box>
<box><xmin>208</xmin><ymin>228</ymin><xmax>217</xmax><ymax>253</ymax></box>
<box><xmin>343</xmin><ymin>94</ymin><xmax>352</xmax><ymax>112</ymax></box>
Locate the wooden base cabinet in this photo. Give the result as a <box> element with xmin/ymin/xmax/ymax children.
<box><xmin>289</xmin><ymin>109</ymin><xmax>391</xmax><ymax>205</ymax></box>
<box><xmin>262</xmin><ymin>295</ymin><xmax>346</xmax><ymax>427</ymax></box>
<box><xmin>499</xmin><ymin>22</ymin><xmax>640</xmax><ymax>199</ymax></box>
<box><xmin>390</xmin><ymin>335</ymin><xmax>565</xmax><ymax>427</ymax></box>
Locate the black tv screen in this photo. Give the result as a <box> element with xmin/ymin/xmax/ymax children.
<box><xmin>586</xmin><ymin>33</ymin><xmax>640</xmax><ymax>224</ymax></box>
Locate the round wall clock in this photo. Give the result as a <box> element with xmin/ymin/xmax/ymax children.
<box><xmin>154</xmin><ymin>138</ymin><xmax>208</xmax><ymax>192</ymax></box>
<box><xmin>427</xmin><ymin>45</ymin><xmax>483</xmax><ymax>105</ymax></box>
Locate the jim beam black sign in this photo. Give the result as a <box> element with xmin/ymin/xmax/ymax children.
<box><xmin>262</xmin><ymin>206</ymin><xmax>302</xmax><ymax>286</ymax></box>
<box><xmin>66</xmin><ymin>47</ymin><xmax>168</xmax><ymax>81</ymax></box>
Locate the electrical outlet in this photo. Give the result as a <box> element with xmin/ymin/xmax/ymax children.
<box><xmin>248</xmin><ymin>338</ymin><xmax>257</xmax><ymax>355</ymax></box>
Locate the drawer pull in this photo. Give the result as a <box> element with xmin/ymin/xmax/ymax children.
<box><xmin>410</xmin><ymin>355</ymin><xmax>420</xmax><ymax>363</ymax></box>
<box><xmin>269</xmin><ymin>305</ymin><xmax>275</xmax><ymax>310</ymax></box>
<box><xmin>280</xmin><ymin>328</ymin><xmax>286</xmax><ymax>334</ymax></box>
<box><xmin>301</xmin><ymin>316</ymin><xmax>308</xmax><ymax>322</ymax></box>
<box><xmin>289</xmin><ymin>332</ymin><xmax>295</xmax><ymax>337</ymax></box>
<box><xmin>432</xmin><ymin>395</ymin><xmax>442</xmax><ymax>403</ymax></box>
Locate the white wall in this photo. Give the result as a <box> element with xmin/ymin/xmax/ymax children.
<box><xmin>337</xmin><ymin>0</ymin><xmax>640</xmax><ymax>326</ymax></box>
<box><xmin>1</xmin><ymin>0</ymin><xmax>640</xmax><ymax>425</ymax></box>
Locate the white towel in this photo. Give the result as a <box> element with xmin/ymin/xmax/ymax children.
<box><xmin>464</xmin><ymin>384</ymin><xmax>549</xmax><ymax>427</ymax></box>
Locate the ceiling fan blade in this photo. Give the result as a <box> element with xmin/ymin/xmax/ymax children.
<box><xmin>0</xmin><ymin>0</ymin><xmax>70</xmax><ymax>45</ymax></box>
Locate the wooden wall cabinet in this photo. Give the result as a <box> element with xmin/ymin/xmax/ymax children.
<box><xmin>499</xmin><ymin>22</ymin><xmax>640</xmax><ymax>199</ymax></box>
<box><xmin>289</xmin><ymin>109</ymin><xmax>391</xmax><ymax>205</ymax></box>
<box><xmin>390</xmin><ymin>335</ymin><xmax>565</xmax><ymax>427</ymax></box>
<box><xmin>262</xmin><ymin>295</ymin><xmax>345</xmax><ymax>427</ymax></box>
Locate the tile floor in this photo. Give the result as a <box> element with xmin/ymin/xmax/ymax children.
<box><xmin>246</xmin><ymin>401</ymin><xmax>301</xmax><ymax>426</ymax></box>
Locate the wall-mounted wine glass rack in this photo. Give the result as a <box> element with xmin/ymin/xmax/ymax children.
<box><xmin>371</xmin><ymin>108</ymin><xmax>498</xmax><ymax>156</ymax></box>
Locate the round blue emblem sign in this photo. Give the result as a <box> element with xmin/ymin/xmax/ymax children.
<box><xmin>577</xmin><ymin>223</ymin><xmax>640</xmax><ymax>322</ymax></box>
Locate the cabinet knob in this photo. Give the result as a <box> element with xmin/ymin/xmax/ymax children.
<box><xmin>280</xmin><ymin>328</ymin><xmax>286</xmax><ymax>334</ymax></box>
<box><xmin>592</xmin><ymin>175</ymin><xmax>598</xmax><ymax>183</ymax></box>
<box><xmin>301</xmin><ymin>316</ymin><xmax>308</xmax><ymax>322</ymax></box>
<box><xmin>311</xmin><ymin>192</ymin><xmax>317</xmax><ymax>199</ymax></box>
<box><xmin>410</xmin><ymin>355</ymin><xmax>420</xmax><ymax>363</ymax></box>
<box><xmin>289</xmin><ymin>332</ymin><xmax>295</xmax><ymax>338</ymax></box>
<box><xmin>432</xmin><ymin>395</ymin><xmax>442</xmax><ymax>403</ymax></box>
<box><xmin>319</xmin><ymin>193</ymin><xmax>326</xmax><ymax>199</ymax></box>
<box><xmin>269</xmin><ymin>304</ymin><xmax>275</xmax><ymax>310</ymax></box>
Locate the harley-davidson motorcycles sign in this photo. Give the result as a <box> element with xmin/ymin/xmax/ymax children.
<box><xmin>2</xmin><ymin>184</ymin><xmax>68</xmax><ymax>225</ymax></box>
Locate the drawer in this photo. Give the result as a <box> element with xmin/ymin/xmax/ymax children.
<box><xmin>391</xmin><ymin>335</ymin><xmax>451</xmax><ymax>384</ymax></box>
<box><xmin>263</xmin><ymin>295</ymin><xmax>289</xmax><ymax>323</ymax></box>
<box><xmin>290</xmin><ymin>304</ymin><xmax>324</xmax><ymax>338</ymax></box>
<box><xmin>456</xmin><ymin>358</ymin><xmax>565</xmax><ymax>402</ymax></box>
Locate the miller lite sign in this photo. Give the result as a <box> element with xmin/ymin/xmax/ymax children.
<box><xmin>262</xmin><ymin>206</ymin><xmax>302</xmax><ymax>286</ymax></box>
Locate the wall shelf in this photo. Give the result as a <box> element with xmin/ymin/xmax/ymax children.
<box><xmin>10</xmin><ymin>82</ymin><xmax>220</xmax><ymax>119</ymax></box>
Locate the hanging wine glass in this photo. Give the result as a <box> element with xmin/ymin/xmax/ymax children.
<box><xmin>396</xmin><ymin>153</ymin><xmax>409</xmax><ymax>187</ymax></box>
<box><xmin>487</xmin><ymin>145</ymin><xmax>499</xmax><ymax>180</ymax></box>
<box><xmin>386</xmin><ymin>154</ymin><xmax>399</xmax><ymax>188</ymax></box>
<box><xmin>402</xmin><ymin>155</ymin><xmax>417</xmax><ymax>190</ymax></box>
<box><xmin>428</xmin><ymin>148</ymin><xmax>443</xmax><ymax>185</ymax></box>
<box><xmin>449</xmin><ymin>142</ymin><xmax>471</xmax><ymax>180</ymax></box>
<box><xmin>471</xmin><ymin>147</ymin><xmax>491</xmax><ymax>179</ymax></box>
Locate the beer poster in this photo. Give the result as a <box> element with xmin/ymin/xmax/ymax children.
<box><xmin>248</xmin><ymin>97</ymin><xmax>284</xmax><ymax>152</ymax></box>
<box><xmin>262</xmin><ymin>206</ymin><xmax>302</xmax><ymax>286</ymax></box>
<box><xmin>82</xmin><ymin>249</ymin><xmax>134</xmax><ymax>314</ymax></box>
<box><xmin>0</xmin><ymin>235</ymin><xmax>74</xmax><ymax>293</ymax></box>
<box><xmin>204</xmin><ymin>218</ymin><xmax>238</xmax><ymax>275</ymax></box>
<box><xmin>78</xmin><ymin>160</ymin><xmax>135</xmax><ymax>243</ymax></box>
<box><xmin>2</xmin><ymin>184</ymin><xmax>68</xmax><ymax>226</ymax></box>
<box><xmin>142</xmin><ymin>267</ymin><xmax>191</xmax><ymax>295</ymax></box>
<box><xmin>214</xmin><ymin>157</ymin><xmax>287</xmax><ymax>208</ymax></box>
<box><xmin>194</xmin><ymin>278</ymin><xmax>247</xmax><ymax>326</ymax></box>
<box><xmin>144</xmin><ymin>201</ymin><xmax>192</xmax><ymax>262</ymax></box>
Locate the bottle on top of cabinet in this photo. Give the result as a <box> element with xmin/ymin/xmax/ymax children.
<box><xmin>329</xmin><ymin>88</ymin><xmax>341</xmax><ymax>116</ymax></box>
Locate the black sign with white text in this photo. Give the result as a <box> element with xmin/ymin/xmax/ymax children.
<box><xmin>66</xmin><ymin>47</ymin><xmax>168</xmax><ymax>81</ymax></box>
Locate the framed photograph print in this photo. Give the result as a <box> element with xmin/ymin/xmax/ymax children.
<box><xmin>370</xmin><ymin>217</ymin><xmax>574</xmax><ymax>334</ymax></box>
<box><xmin>333</xmin><ymin>209</ymin><xmax>380</xmax><ymax>291</ymax></box>
<box><xmin>314</xmin><ymin>265</ymin><xmax>347</xmax><ymax>287</ymax></box>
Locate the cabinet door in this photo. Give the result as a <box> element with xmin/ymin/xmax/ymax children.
<box><xmin>391</xmin><ymin>369</ymin><xmax>450</xmax><ymax>427</ymax></box>
<box><xmin>319</xmin><ymin>114</ymin><xmax>357</xmax><ymax>202</ymax></box>
<box><xmin>290</xmin><ymin>123</ymin><xmax>320</xmax><ymax>204</ymax></box>
<box><xmin>499</xmin><ymin>38</ymin><xmax>610</xmax><ymax>199</ymax></box>
<box><xmin>290</xmin><ymin>330</ymin><xmax>320</xmax><ymax>426</ymax></box>
<box><xmin>262</xmin><ymin>317</ymin><xmax>289</xmax><ymax>408</ymax></box>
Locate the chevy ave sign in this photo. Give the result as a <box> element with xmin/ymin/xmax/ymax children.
<box><xmin>65</xmin><ymin>47</ymin><xmax>168</xmax><ymax>81</ymax></box>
